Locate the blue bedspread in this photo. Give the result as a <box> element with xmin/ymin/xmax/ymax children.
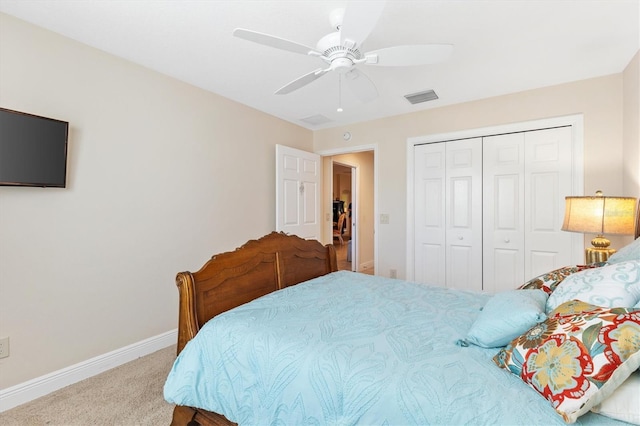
<box><xmin>164</xmin><ymin>271</ymin><xmax>628</xmax><ymax>425</ymax></box>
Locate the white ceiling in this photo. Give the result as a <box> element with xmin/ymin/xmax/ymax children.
<box><xmin>1</xmin><ymin>0</ymin><xmax>638</xmax><ymax>130</ymax></box>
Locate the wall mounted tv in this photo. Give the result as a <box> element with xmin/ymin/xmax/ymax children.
<box><xmin>0</xmin><ymin>108</ymin><xmax>69</xmax><ymax>188</ymax></box>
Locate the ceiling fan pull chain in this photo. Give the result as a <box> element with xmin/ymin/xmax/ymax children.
<box><xmin>337</xmin><ymin>74</ymin><xmax>343</xmax><ymax>112</ymax></box>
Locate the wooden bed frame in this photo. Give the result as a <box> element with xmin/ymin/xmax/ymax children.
<box><xmin>170</xmin><ymin>232</ymin><xmax>338</xmax><ymax>426</ymax></box>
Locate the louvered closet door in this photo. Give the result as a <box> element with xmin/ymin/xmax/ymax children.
<box><xmin>446</xmin><ymin>138</ymin><xmax>483</xmax><ymax>292</ymax></box>
<box><xmin>483</xmin><ymin>133</ymin><xmax>526</xmax><ymax>293</ymax></box>
<box><xmin>524</xmin><ymin>127</ymin><xmax>574</xmax><ymax>278</ymax></box>
<box><xmin>414</xmin><ymin>142</ymin><xmax>446</xmax><ymax>286</ymax></box>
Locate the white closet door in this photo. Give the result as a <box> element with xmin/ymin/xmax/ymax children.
<box><xmin>446</xmin><ymin>138</ymin><xmax>483</xmax><ymax>292</ymax></box>
<box><xmin>483</xmin><ymin>133</ymin><xmax>526</xmax><ymax>293</ymax></box>
<box><xmin>524</xmin><ymin>127</ymin><xmax>574</xmax><ymax>278</ymax></box>
<box><xmin>414</xmin><ymin>142</ymin><xmax>446</xmax><ymax>286</ymax></box>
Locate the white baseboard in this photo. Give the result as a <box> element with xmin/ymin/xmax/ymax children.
<box><xmin>359</xmin><ymin>260</ymin><xmax>374</xmax><ymax>272</ymax></box>
<box><xmin>0</xmin><ymin>329</ymin><xmax>177</xmax><ymax>412</ymax></box>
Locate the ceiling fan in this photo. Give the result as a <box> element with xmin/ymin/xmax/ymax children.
<box><xmin>233</xmin><ymin>1</ymin><xmax>453</xmax><ymax>104</ymax></box>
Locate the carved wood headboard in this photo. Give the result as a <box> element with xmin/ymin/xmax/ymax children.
<box><xmin>174</xmin><ymin>232</ymin><xmax>337</xmax><ymax>354</ymax></box>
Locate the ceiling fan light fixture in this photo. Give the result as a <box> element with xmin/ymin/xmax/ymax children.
<box><xmin>234</xmin><ymin>3</ymin><xmax>452</xmax><ymax>106</ymax></box>
<box><xmin>404</xmin><ymin>89</ymin><xmax>439</xmax><ymax>105</ymax></box>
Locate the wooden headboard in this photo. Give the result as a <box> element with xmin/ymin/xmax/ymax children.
<box><xmin>636</xmin><ymin>199</ymin><xmax>640</xmax><ymax>239</ymax></box>
<box><xmin>174</xmin><ymin>232</ymin><xmax>338</xmax><ymax>355</ymax></box>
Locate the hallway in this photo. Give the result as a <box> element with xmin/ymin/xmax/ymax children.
<box><xmin>333</xmin><ymin>237</ymin><xmax>374</xmax><ymax>275</ymax></box>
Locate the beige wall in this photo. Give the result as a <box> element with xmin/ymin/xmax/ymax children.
<box><xmin>0</xmin><ymin>13</ymin><xmax>312</xmax><ymax>388</ymax></box>
<box><xmin>314</xmin><ymin>61</ymin><xmax>638</xmax><ymax>280</ymax></box>
<box><xmin>1</xmin><ymin>10</ymin><xmax>638</xmax><ymax>392</ymax></box>
<box><xmin>623</xmin><ymin>51</ymin><xmax>640</xmax><ymax>198</ymax></box>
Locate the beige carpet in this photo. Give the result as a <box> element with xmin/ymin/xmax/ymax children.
<box><xmin>0</xmin><ymin>345</ymin><xmax>176</xmax><ymax>425</ymax></box>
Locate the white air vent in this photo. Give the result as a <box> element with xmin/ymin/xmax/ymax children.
<box><xmin>299</xmin><ymin>114</ymin><xmax>333</xmax><ymax>125</ymax></box>
<box><xmin>404</xmin><ymin>89</ymin><xmax>438</xmax><ymax>105</ymax></box>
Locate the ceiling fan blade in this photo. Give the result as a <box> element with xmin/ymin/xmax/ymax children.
<box><xmin>365</xmin><ymin>44</ymin><xmax>453</xmax><ymax>67</ymax></box>
<box><xmin>340</xmin><ymin>1</ymin><xmax>386</xmax><ymax>48</ymax></box>
<box><xmin>233</xmin><ymin>28</ymin><xmax>320</xmax><ymax>56</ymax></box>
<box><xmin>275</xmin><ymin>68</ymin><xmax>329</xmax><ymax>95</ymax></box>
<box><xmin>343</xmin><ymin>69</ymin><xmax>378</xmax><ymax>103</ymax></box>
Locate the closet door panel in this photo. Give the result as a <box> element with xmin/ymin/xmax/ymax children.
<box><xmin>446</xmin><ymin>139</ymin><xmax>482</xmax><ymax>292</ymax></box>
<box><xmin>449</xmin><ymin>245</ymin><xmax>476</xmax><ymax>291</ymax></box>
<box><xmin>483</xmin><ymin>133</ymin><xmax>525</xmax><ymax>293</ymax></box>
<box><xmin>414</xmin><ymin>143</ymin><xmax>446</xmax><ymax>286</ymax></box>
<box><xmin>525</xmin><ymin>127</ymin><xmax>573</xmax><ymax>279</ymax></box>
<box><xmin>416</xmin><ymin>242</ymin><xmax>444</xmax><ymax>286</ymax></box>
<box><xmin>413</xmin><ymin>122</ymin><xmax>577</xmax><ymax>290</ymax></box>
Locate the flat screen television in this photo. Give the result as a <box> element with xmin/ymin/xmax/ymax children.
<box><xmin>0</xmin><ymin>108</ymin><xmax>69</xmax><ymax>188</ymax></box>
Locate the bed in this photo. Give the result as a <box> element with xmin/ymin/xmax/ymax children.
<box><xmin>164</xmin><ymin>232</ymin><xmax>640</xmax><ymax>426</ymax></box>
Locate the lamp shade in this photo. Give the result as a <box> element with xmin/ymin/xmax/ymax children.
<box><xmin>562</xmin><ymin>195</ymin><xmax>637</xmax><ymax>235</ymax></box>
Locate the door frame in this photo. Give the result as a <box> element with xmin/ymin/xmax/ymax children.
<box><xmin>406</xmin><ymin>114</ymin><xmax>585</xmax><ymax>281</ymax></box>
<box><xmin>332</xmin><ymin>160</ymin><xmax>357</xmax><ymax>271</ymax></box>
<box><xmin>317</xmin><ymin>144</ymin><xmax>378</xmax><ymax>274</ymax></box>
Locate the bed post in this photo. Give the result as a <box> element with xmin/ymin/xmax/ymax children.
<box><xmin>327</xmin><ymin>244</ymin><xmax>338</xmax><ymax>273</ymax></box>
<box><xmin>175</xmin><ymin>272</ymin><xmax>200</xmax><ymax>355</ymax></box>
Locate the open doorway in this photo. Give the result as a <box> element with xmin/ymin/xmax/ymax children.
<box><xmin>327</xmin><ymin>150</ymin><xmax>375</xmax><ymax>275</ymax></box>
<box><xmin>332</xmin><ymin>162</ymin><xmax>354</xmax><ymax>271</ymax></box>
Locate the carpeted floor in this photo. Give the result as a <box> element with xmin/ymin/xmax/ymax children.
<box><xmin>0</xmin><ymin>345</ymin><xmax>176</xmax><ymax>425</ymax></box>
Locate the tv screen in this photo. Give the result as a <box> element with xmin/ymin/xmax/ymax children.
<box><xmin>0</xmin><ymin>108</ymin><xmax>69</xmax><ymax>188</ymax></box>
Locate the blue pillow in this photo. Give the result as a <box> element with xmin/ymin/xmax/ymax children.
<box><xmin>607</xmin><ymin>237</ymin><xmax>640</xmax><ymax>264</ymax></box>
<box><xmin>457</xmin><ymin>289</ymin><xmax>548</xmax><ymax>348</ymax></box>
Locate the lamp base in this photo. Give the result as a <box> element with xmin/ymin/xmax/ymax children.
<box><xmin>585</xmin><ymin>247</ymin><xmax>616</xmax><ymax>264</ymax></box>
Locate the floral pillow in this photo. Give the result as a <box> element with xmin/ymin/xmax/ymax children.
<box><xmin>546</xmin><ymin>260</ymin><xmax>640</xmax><ymax>313</ymax></box>
<box><xmin>518</xmin><ymin>263</ymin><xmax>606</xmax><ymax>295</ymax></box>
<box><xmin>493</xmin><ymin>300</ymin><xmax>640</xmax><ymax>423</ymax></box>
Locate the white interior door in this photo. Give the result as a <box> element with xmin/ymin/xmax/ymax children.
<box><xmin>414</xmin><ymin>142</ymin><xmax>446</xmax><ymax>285</ymax></box>
<box><xmin>276</xmin><ymin>144</ymin><xmax>321</xmax><ymax>240</ymax></box>
<box><xmin>483</xmin><ymin>133</ymin><xmax>526</xmax><ymax>293</ymax></box>
<box><xmin>408</xmin><ymin>115</ymin><xmax>584</xmax><ymax>284</ymax></box>
<box><xmin>414</xmin><ymin>139</ymin><xmax>482</xmax><ymax>290</ymax></box>
<box><xmin>524</xmin><ymin>127</ymin><xmax>574</xmax><ymax>277</ymax></box>
<box><xmin>445</xmin><ymin>138</ymin><xmax>483</xmax><ymax>292</ymax></box>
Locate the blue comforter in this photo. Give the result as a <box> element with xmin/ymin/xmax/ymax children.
<box><xmin>164</xmin><ymin>271</ymin><xmax>627</xmax><ymax>425</ymax></box>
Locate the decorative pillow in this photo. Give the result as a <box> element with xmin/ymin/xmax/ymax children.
<box><xmin>590</xmin><ymin>370</ymin><xmax>640</xmax><ymax>424</ymax></box>
<box><xmin>546</xmin><ymin>260</ymin><xmax>640</xmax><ymax>313</ymax></box>
<box><xmin>493</xmin><ymin>301</ymin><xmax>640</xmax><ymax>423</ymax></box>
<box><xmin>518</xmin><ymin>263</ymin><xmax>605</xmax><ymax>295</ymax></box>
<box><xmin>457</xmin><ymin>290</ymin><xmax>548</xmax><ymax>348</ymax></box>
<box><xmin>607</xmin><ymin>237</ymin><xmax>640</xmax><ymax>264</ymax></box>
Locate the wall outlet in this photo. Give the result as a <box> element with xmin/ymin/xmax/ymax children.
<box><xmin>0</xmin><ymin>336</ymin><xmax>9</xmax><ymax>358</ymax></box>
<box><xmin>380</xmin><ymin>214</ymin><xmax>390</xmax><ymax>224</ymax></box>
<box><xmin>390</xmin><ymin>269</ymin><xmax>397</xmax><ymax>279</ymax></box>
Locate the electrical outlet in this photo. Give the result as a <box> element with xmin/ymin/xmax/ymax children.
<box><xmin>390</xmin><ymin>269</ymin><xmax>397</xmax><ymax>279</ymax></box>
<box><xmin>380</xmin><ymin>214</ymin><xmax>390</xmax><ymax>224</ymax></box>
<box><xmin>0</xmin><ymin>337</ymin><xmax>9</xmax><ymax>359</ymax></box>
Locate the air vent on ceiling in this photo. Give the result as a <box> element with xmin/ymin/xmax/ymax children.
<box><xmin>299</xmin><ymin>114</ymin><xmax>333</xmax><ymax>125</ymax></box>
<box><xmin>404</xmin><ymin>89</ymin><xmax>438</xmax><ymax>105</ymax></box>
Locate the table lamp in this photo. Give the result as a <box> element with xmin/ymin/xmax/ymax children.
<box><xmin>561</xmin><ymin>191</ymin><xmax>637</xmax><ymax>263</ymax></box>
